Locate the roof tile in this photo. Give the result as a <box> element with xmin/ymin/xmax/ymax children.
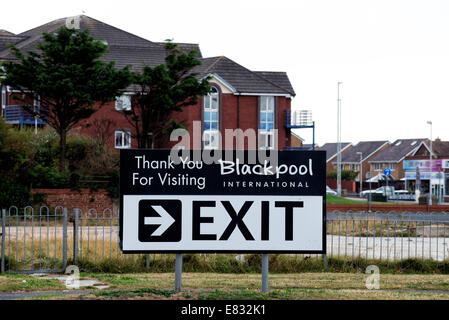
<box><xmin>340</xmin><ymin>141</ymin><xmax>389</xmax><ymax>163</ymax></box>
<box><xmin>369</xmin><ymin>138</ymin><xmax>428</xmax><ymax>162</ymax></box>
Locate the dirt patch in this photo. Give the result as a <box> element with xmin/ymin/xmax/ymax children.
<box><xmin>39</xmin><ymin>290</ymin><xmax>199</xmax><ymax>300</ymax></box>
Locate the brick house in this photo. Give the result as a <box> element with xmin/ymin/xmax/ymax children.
<box><xmin>290</xmin><ymin>132</ymin><xmax>304</xmax><ymax>148</ymax></box>
<box><xmin>403</xmin><ymin>139</ymin><xmax>449</xmax><ymax>202</ymax></box>
<box><xmin>0</xmin><ymin>15</ymin><xmax>297</xmax><ymax>150</ymax></box>
<box><xmin>318</xmin><ymin>142</ymin><xmax>352</xmax><ymax>173</ymax></box>
<box><xmin>333</xmin><ymin>140</ymin><xmax>389</xmax><ymax>191</ymax></box>
<box><xmin>367</xmin><ymin>138</ymin><xmax>428</xmax><ymax>186</ymax></box>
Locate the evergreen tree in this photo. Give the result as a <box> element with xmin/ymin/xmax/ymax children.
<box><xmin>126</xmin><ymin>41</ymin><xmax>211</xmax><ymax>148</ymax></box>
<box><xmin>1</xmin><ymin>27</ymin><xmax>133</xmax><ymax>172</ymax></box>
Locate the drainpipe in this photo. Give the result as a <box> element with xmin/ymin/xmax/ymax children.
<box><xmin>237</xmin><ymin>95</ymin><xmax>240</xmax><ymax>148</ymax></box>
<box><xmin>237</xmin><ymin>95</ymin><xmax>240</xmax><ymax>128</ymax></box>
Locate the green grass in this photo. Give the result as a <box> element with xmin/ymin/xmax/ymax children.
<box><xmin>0</xmin><ymin>274</ymin><xmax>64</xmax><ymax>292</ymax></box>
<box><xmin>5</xmin><ymin>270</ymin><xmax>449</xmax><ymax>300</ymax></box>
<box><xmin>92</xmin><ymin>287</ymin><xmax>175</xmax><ymax>299</ymax></box>
<box><xmin>326</xmin><ymin>195</ymin><xmax>368</xmax><ymax>204</ymax></box>
<box><xmin>25</xmin><ymin>293</ymin><xmax>68</xmax><ymax>300</ymax></box>
<box><xmin>326</xmin><ymin>194</ymin><xmax>422</xmax><ymax>206</ymax></box>
<box><xmin>33</xmin><ymin>273</ymin><xmax>449</xmax><ymax>300</ymax></box>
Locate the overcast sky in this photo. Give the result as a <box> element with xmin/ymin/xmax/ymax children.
<box><xmin>2</xmin><ymin>0</ymin><xmax>449</xmax><ymax>146</ymax></box>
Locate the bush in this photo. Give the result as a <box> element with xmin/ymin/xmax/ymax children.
<box><xmin>0</xmin><ymin>180</ymin><xmax>31</xmax><ymax>208</ymax></box>
<box><xmin>1</xmin><ymin>122</ymin><xmax>119</xmax><ymax>193</ymax></box>
<box><xmin>369</xmin><ymin>193</ymin><xmax>387</xmax><ymax>202</ymax></box>
<box><xmin>0</xmin><ymin>119</ymin><xmax>34</xmax><ymax>207</ymax></box>
<box><xmin>27</xmin><ymin>164</ymin><xmax>67</xmax><ymax>188</ymax></box>
<box><xmin>418</xmin><ymin>196</ymin><xmax>427</xmax><ymax>205</ymax></box>
<box><xmin>418</xmin><ymin>195</ymin><xmax>439</xmax><ymax>205</ymax></box>
<box><xmin>326</xmin><ymin>170</ymin><xmax>359</xmax><ymax>181</ymax></box>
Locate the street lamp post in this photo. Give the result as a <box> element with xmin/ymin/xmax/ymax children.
<box><xmin>357</xmin><ymin>152</ymin><xmax>363</xmax><ymax>196</ymax></box>
<box><xmin>337</xmin><ymin>82</ymin><xmax>343</xmax><ymax>197</ymax></box>
<box><xmin>427</xmin><ymin>121</ymin><xmax>432</xmax><ymax>205</ymax></box>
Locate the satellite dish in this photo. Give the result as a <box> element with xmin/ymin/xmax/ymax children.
<box><xmin>365</xmin><ymin>171</ymin><xmax>372</xmax><ymax>179</ymax></box>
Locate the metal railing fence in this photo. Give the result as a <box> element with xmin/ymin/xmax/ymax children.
<box><xmin>1</xmin><ymin>207</ymin><xmax>449</xmax><ymax>273</ymax></box>
<box><xmin>0</xmin><ymin>206</ymin><xmax>67</xmax><ymax>273</ymax></box>
<box><xmin>326</xmin><ymin>211</ymin><xmax>449</xmax><ymax>263</ymax></box>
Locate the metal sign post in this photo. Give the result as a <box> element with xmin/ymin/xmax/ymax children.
<box><xmin>175</xmin><ymin>253</ymin><xmax>183</xmax><ymax>292</ymax></box>
<box><xmin>365</xmin><ymin>172</ymin><xmax>372</xmax><ymax>212</ymax></box>
<box><xmin>261</xmin><ymin>254</ymin><xmax>269</xmax><ymax>292</ymax></box>
<box><xmin>384</xmin><ymin>168</ymin><xmax>391</xmax><ymax>201</ymax></box>
<box><xmin>119</xmin><ymin>150</ymin><xmax>326</xmax><ymax>292</ymax></box>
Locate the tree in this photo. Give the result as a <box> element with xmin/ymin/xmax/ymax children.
<box><xmin>88</xmin><ymin>118</ymin><xmax>117</xmax><ymax>149</ymax></box>
<box><xmin>125</xmin><ymin>41</ymin><xmax>211</xmax><ymax>148</ymax></box>
<box><xmin>0</xmin><ymin>118</ymin><xmax>36</xmax><ymax>207</ymax></box>
<box><xmin>0</xmin><ymin>27</ymin><xmax>133</xmax><ymax>172</ymax></box>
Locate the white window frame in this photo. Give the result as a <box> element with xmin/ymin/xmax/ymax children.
<box><xmin>374</xmin><ymin>163</ymin><xmax>382</xmax><ymax>171</ymax></box>
<box><xmin>445</xmin><ymin>173</ymin><xmax>449</xmax><ymax>196</ymax></box>
<box><xmin>147</xmin><ymin>132</ymin><xmax>154</xmax><ymax>149</ymax></box>
<box><xmin>259</xmin><ymin>131</ymin><xmax>274</xmax><ymax>150</ymax></box>
<box><xmin>115</xmin><ymin>95</ymin><xmax>131</xmax><ymax>111</ymax></box>
<box><xmin>259</xmin><ymin>96</ymin><xmax>275</xmax><ymax>150</ymax></box>
<box><xmin>1</xmin><ymin>86</ymin><xmax>6</xmax><ymax>114</ymax></box>
<box><xmin>1</xmin><ymin>87</ymin><xmax>6</xmax><ymax>105</ymax></box>
<box><xmin>33</xmin><ymin>95</ymin><xmax>41</xmax><ymax>114</ymax></box>
<box><xmin>114</xmin><ymin>130</ymin><xmax>131</xmax><ymax>149</ymax></box>
<box><xmin>203</xmin><ymin>87</ymin><xmax>219</xmax><ymax>150</ymax></box>
<box><xmin>389</xmin><ymin>163</ymin><xmax>396</xmax><ymax>171</ymax></box>
<box><xmin>203</xmin><ymin>131</ymin><xmax>219</xmax><ymax>150</ymax></box>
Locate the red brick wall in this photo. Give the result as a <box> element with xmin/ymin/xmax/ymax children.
<box><xmin>6</xmin><ymin>91</ymin><xmax>34</xmax><ymax>106</ymax></box>
<box><xmin>290</xmin><ymin>134</ymin><xmax>303</xmax><ymax>148</ymax></box>
<box><xmin>32</xmin><ymin>189</ymin><xmax>114</xmax><ymax>216</ymax></box>
<box><xmin>154</xmin><ymin>93</ymin><xmax>291</xmax><ymax>150</ymax></box>
<box><xmin>76</xmin><ymin>101</ymin><xmax>138</xmax><ymax>148</ymax></box>
<box><xmin>276</xmin><ymin>96</ymin><xmax>290</xmax><ymax>150</ymax></box>
<box><xmin>56</xmin><ymin>92</ymin><xmax>292</xmax><ymax>151</ymax></box>
<box><xmin>327</xmin><ymin>179</ymin><xmax>356</xmax><ymax>193</ymax></box>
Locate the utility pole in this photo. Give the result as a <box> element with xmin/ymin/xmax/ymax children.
<box><xmin>357</xmin><ymin>152</ymin><xmax>363</xmax><ymax>196</ymax></box>
<box><xmin>427</xmin><ymin>121</ymin><xmax>433</xmax><ymax>205</ymax></box>
<box><xmin>337</xmin><ymin>82</ymin><xmax>343</xmax><ymax>197</ymax></box>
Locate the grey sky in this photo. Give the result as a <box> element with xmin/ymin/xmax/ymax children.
<box><xmin>2</xmin><ymin>0</ymin><xmax>448</xmax><ymax>146</ymax></box>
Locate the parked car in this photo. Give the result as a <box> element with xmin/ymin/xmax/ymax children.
<box><xmin>326</xmin><ymin>186</ymin><xmax>337</xmax><ymax>196</ymax></box>
<box><xmin>393</xmin><ymin>190</ymin><xmax>411</xmax><ymax>194</ymax></box>
<box><xmin>390</xmin><ymin>189</ymin><xmax>416</xmax><ymax>201</ymax></box>
<box><xmin>361</xmin><ymin>186</ymin><xmax>395</xmax><ymax>197</ymax></box>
